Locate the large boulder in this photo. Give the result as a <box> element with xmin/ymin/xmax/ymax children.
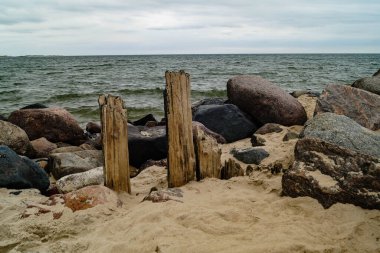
<box><xmin>0</xmin><ymin>145</ymin><xmax>49</xmax><ymax>192</ymax></box>
<box><xmin>301</xmin><ymin>113</ymin><xmax>380</xmax><ymax>158</ymax></box>
<box><xmin>282</xmin><ymin>137</ymin><xmax>380</xmax><ymax>209</ymax></box>
<box><xmin>128</xmin><ymin>125</ymin><xmax>167</xmax><ymax>168</ymax></box>
<box><xmin>56</xmin><ymin>167</ymin><xmax>103</xmax><ymax>193</ymax></box>
<box><xmin>193</xmin><ymin>104</ymin><xmax>257</xmax><ymax>143</ymax></box>
<box><xmin>191</xmin><ymin>97</ymin><xmax>227</xmax><ymax>115</ymax></box>
<box><xmin>8</xmin><ymin>107</ymin><xmax>85</xmax><ymax>145</ymax></box>
<box><xmin>227</xmin><ymin>75</ymin><xmax>307</xmax><ymax>126</ymax></box>
<box><xmin>315</xmin><ymin>84</ymin><xmax>380</xmax><ymax>130</ymax></box>
<box><xmin>49</xmin><ymin>150</ymin><xmax>103</xmax><ymax>179</ymax></box>
<box><xmin>0</xmin><ymin>120</ymin><xmax>33</xmax><ymax>156</ymax></box>
<box><xmin>30</xmin><ymin>137</ymin><xmax>57</xmax><ymax>158</ymax></box>
<box><xmin>352</xmin><ymin>77</ymin><xmax>380</xmax><ymax>95</ymax></box>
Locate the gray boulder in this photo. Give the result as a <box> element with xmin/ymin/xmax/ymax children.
<box><xmin>0</xmin><ymin>120</ymin><xmax>33</xmax><ymax>156</ymax></box>
<box><xmin>352</xmin><ymin>77</ymin><xmax>380</xmax><ymax>95</ymax></box>
<box><xmin>227</xmin><ymin>75</ymin><xmax>307</xmax><ymax>126</ymax></box>
<box><xmin>56</xmin><ymin>167</ymin><xmax>104</xmax><ymax>193</ymax></box>
<box><xmin>193</xmin><ymin>104</ymin><xmax>257</xmax><ymax>143</ymax></box>
<box><xmin>315</xmin><ymin>84</ymin><xmax>380</xmax><ymax>130</ymax></box>
<box><xmin>300</xmin><ymin>113</ymin><xmax>380</xmax><ymax>158</ymax></box>
<box><xmin>0</xmin><ymin>145</ymin><xmax>49</xmax><ymax>192</ymax></box>
<box><xmin>231</xmin><ymin>147</ymin><xmax>269</xmax><ymax>164</ymax></box>
<box><xmin>49</xmin><ymin>150</ymin><xmax>103</xmax><ymax>179</ymax></box>
<box><xmin>282</xmin><ymin>137</ymin><xmax>380</xmax><ymax>209</ymax></box>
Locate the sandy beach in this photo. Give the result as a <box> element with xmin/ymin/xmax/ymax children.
<box><xmin>1</xmin><ymin>99</ymin><xmax>379</xmax><ymax>253</ymax></box>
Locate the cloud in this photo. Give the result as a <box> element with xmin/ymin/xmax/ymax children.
<box><xmin>0</xmin><ymin>0</ymin><xmax>379</xmax><ymax>55</ymax></box>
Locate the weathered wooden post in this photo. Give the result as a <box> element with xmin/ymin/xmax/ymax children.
<box><xmin>164</xmin><ymin>71</ymin><xmax>196</xmax><ymax>187</ymax></box>
<box><xmin>98</xmin><ymin>94</ymin><xmax>131</xmax><ymax>193</ymax></box>
<box><xmin>193</xmin><ymin>123</ymin><xmax>222</xmax><ymax>180</ymax></box>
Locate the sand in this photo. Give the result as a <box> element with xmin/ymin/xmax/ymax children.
<box><xmin>1</xmin><ymin>95</ymin><xmax>379</xmax><ymax>253</ymax></box>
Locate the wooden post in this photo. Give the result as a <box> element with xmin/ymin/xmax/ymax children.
<box><xmin>164</xmin><ymin>71</ymin><xmax>196</xmax><ymax>187</ymax></box>
<box><xmin>193</xmin><ymin>123</ymin><xmax>222</xmax><ymax>180</ymax></box>
<box><xmin>221</xmin><ymin>158</ymin><xmax>244</xmax><ymax>180</ymax></box>
<box><xmin>98</xmin><ymin>95</ymin><xmax>131</xmax><ymax>193</ymax></box>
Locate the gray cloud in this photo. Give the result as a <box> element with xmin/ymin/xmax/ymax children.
<box><xmin>0</xmin><ymin>0</ymin><xmax>379</xmax><ymax>55</ymax></box>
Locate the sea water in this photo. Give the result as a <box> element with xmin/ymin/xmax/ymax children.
<box><xmin>1</xmin><ymin>54</ymin><xmax>379</xmax><ymax>125</ymax></box>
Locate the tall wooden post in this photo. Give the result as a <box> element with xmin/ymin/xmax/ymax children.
<box><xmin>164</xmin><ymin>71</ymin><xmax>196</xmax><ymax>187</ymax></box>
<box><xmin>98</xmin><ymin>95</ymin><xmax>131</xmax><ymax>193</ymax></box>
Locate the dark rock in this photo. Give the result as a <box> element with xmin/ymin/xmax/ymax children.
<box><xmin>0</xmin><ymin>115</ymin><xmax>7</xmax><ymax>121</ymax></box>
<box><xmin>86</xmin><ymin>122</ymin><xmax>101</xmax><ymax>134</ymax></box>
<box><xmin>250</xmin><ymin>134</ymin><xmax>266</xmax><ymax>147</ymax></box>
<box><xmin>0</xmin><ymin>145</ymin><xmax>49</xmax><ymax>192</ymax></box>
<box><xmin>8</xmin><ymin>108</ymin><xmax>85</xmax><ymax>145</ymax></box>
<box><xmin>20</xmin><ymin>103</ymin><xmax>48</xmax><ymax>110</ymax></box>
<box><xmin>231</xmin><ymin>147</ymin><xmax>269</xmax><ymax>164</ymax></box>
<box><xmin>145</xmin><ymin>121</ymin><xmax>157</xmax><ymax>127</ymax></box>
<box><xmin>290</xmin><ymin>90</ymin><xmax>320</xmax><ymax>98</ymax></box>
<box><xmin>283</xmin><ymin>131</ymin><xmax>299</xmax><ymax>141</ymax></box>
<box><xmin>140</xmin><ymin>159</ymin><xmax>167</xmax><ymax>171</ymax></box>
<box><xmin>227</xmin><ymin>75</ymin><xmax>307</xmax><ymax>126</ymax></box>
<box><xmin>132</xmin><ymin>114</ymin><xmax>157</xmax><ymax>126</ymax></box>
<box><xmin>31</xmin><ymin>137</ymin><xmax>57</xmax><ymax>158</ymax></box>
<box><xmin>282</xmin><ymin>137</ymin><xmax>380</xmax><ymax>209</ymax></box>
<box><xmin>128</xmin><ymin>125</ymin><xmax>167</xmax><ymax>168</ymax></box>
<box><xmin>0</xmin><ymin>120</ymin><xmax>33</xmax><ymax>156</ymax></box>
<box><xmin>193</xmin><ymin>104</ymin><xmax>257</xmax><ymax>143</ymax></box>
<box><xmin>191</xmin><ymin>97</ymin><xmax>227</xmax><ymax>115</ymax></box>
<box><xmin>49</xmin><ymin>150</ymin><xmax>103</xmax><ymax>179</ymax></box>
<box><xmin>315</xmin><ymin>85</ymin><xmax>380</xmax><ymax>130</ymax></box>
<box><xmin>301</xmin><ymin>113</ymin><xmax>380</xmax><ymax>158</ymax></box>
<box><xmin>351</xmin><ymin>77</ymin><xmax>380</xmax><ymax>95</ymax></box>
<box><xmin>373</xmin><ymin>68</ymin><xmax>380</xmax><ymax>77</ymax></box>
<box><xmin>192</xmin><ymin>121</ymin><xmax>226</xmax><ymax>144</ymax></box>
<box><xmin>255</xmin><ymin>123</ymin><xmax>283</xmax><ymax>135</ymax></box>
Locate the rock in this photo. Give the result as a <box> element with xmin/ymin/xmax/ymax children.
<box><xmin>128</xmin><ymin>125</ymin><xmax>167</xmax><ymax>168</ymax></box>
<box><xmin>30</xmin><ymin>137</ymin><xmax>57</xmax><ymax>158</ymax></box>
<box><xmin>221</xmin><ymin>158</ymin><xmax>244</xmax><ymax>179</ymax></box>
<box><xmin>49</xmin><ymin>150</ymin><xmax>103</xmax><ymax>179</ymax></box>
<box><xmin>20</xmin><ymin>103</ymin><xmax>48</xmax><ymax>110</ymax></box>
<box><xmin>79</xmin><ymin>143</ymin><xmax>97</xmax><ymax>150</ymax></box>
<box><xmin>290</xmin><ymin>90</ymin><xmax>320</xmax><ymax>98</ymax></box>
<box><xmin>315</xmin><ymin>84</ymin><xmax>380</xmax><ymax>130</ymax></box>
<box><xmin>85</xmin><ymin>122</ymin><xmax>101</xmax><ymax>134</ymax></box>
<box><xmin>283</xmin><ymin>131</ymin><xmax>299</xmax><ymax>141</ymax></box>
<box><xmin>282</xmin><ymin>137</ymin><xmax>380</xmax><ymax>209</ymax></box>
<box><xmin>193</xmin><ymin>104</ymin><xmax>257</xmax><ymax>143</ymax></box>
<box><xmin>140</xmin><ymin>159</ymin><xmax>167</xmax><ymax>171</ymax></box>
<box><xmin>250</xmin><ymin>134</ymin><xmax>266</xmax><ymax>147</ymax></box>
<box><xmin>192</xmin><ymin>121</ymin><xmax>226</xmax><ymax>144</ymax></box>
<box><xmin>301</xmin><ymin>113</ymin><xmax>380</xmax><ymax>158</ymax></box>
<box><xmin>50</xmin><ymin>146</ymin><xmax>83</xmax><ymax>154</ymax></box>
<box><xmin>231</xmin><ymin>147</ymin><xmax>269</xmax><ymax>164</ymax></box>
<box><xmin>373</xmin><ymin>68</ymin><xmax>380</xmax><ymax>77</ymax></box>
<box><xmin>132</xmin><ymin>114</ymin><xmax>157</xmax><ymax>126</ymax></box>
<box><xmin>0</xmin><ymin>145</ymin><xmax>49</xmax><ymax>192</ymax></box>
<box><xmin>0</xmin><ymin>120</ymin><xmax>33</xmax><ymax>156</ymax></box>
<box><xmin>8</xmin><ymin>107</ymin><xmax>85</xmax><ymax>145</ymax></box>
<box><xmin>142</xmin><ymin>187</ymin><xmax>183</xmax><ymax>203</ymax></box>
<box><xmin>191</xmin><ymin>97</ymin><xmax>227</xmax><ymax>115</ymax></box>
<box><xmin>255</xmin><ymin>123</ymin><xmax>283</xmax><ymax>135</ymax></box>
<box><xmin>56</xmin><ymin>167</ymin><xmax>104</xmax><ymax>193</ymax></box>
<box><xmin>0</xmin><ymin>115</ymin><xmax>7</xmax><ymax>121</ymax></box>
<box><xmin>145</xmin><ymin>121</ymin><xmax>157</xmax><ymax>127</ymax></box>
<box><xmin>227</xmin><ymin>75</ymin><xmax>307</xmax><ymax>126</ymax></box>
<box><xmin>351</xmin><ymin>77</ymin><xmax>380</xmax><ymax>95</ymax></box>
<box><xmin>63</xmin><ymin>185</ymin><xmax>121</xmax><ymax>212</ymax></box>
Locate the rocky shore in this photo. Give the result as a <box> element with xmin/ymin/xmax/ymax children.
<box><xmin>0</xmin><ymin>69</ymin><xmax>379</xmax><ymax>252</ymax></box>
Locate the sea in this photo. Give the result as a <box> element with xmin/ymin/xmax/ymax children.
<box><xmin>1</xmin><ymin>54</ymin><xmax>379</xmax><ymax>126</ymax></box>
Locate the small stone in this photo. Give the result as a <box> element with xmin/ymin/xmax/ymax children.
<box><xmin>231</xmin><ymin>147</ymin><xmax>269</xmax><ymax>165</ymax></box>
<box><xmin>255</xmin><ymin>123</ymin><xmax>283</xmax><ymax>135</ymax></box>
<box><xmin>283</xmin><ymin>131</ymin><xmax>299</xmax><ymax>141</ymax></box>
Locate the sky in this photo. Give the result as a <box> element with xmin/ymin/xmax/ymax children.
<box><xmin>1</xmin><ymin>0</ymin><xmax>379</xmax><ymax>55</ymax></box>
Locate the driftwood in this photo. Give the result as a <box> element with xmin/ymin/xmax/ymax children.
<box><xmin>193</xmin><ymin>123</ymin><xmax>222</xmax><ymax>180</ymax></box>
<box><xmin>164</xmin><ymin>71</ymin><xmax>196</xmax><ymax>187</ymax></box>
<box><xmin>98</xmin><ymin>95</ymin><xmax>131</xmax><ymax>193</ymax></box>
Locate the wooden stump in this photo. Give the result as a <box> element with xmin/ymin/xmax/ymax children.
<box><xmin>221</xmin><ymin>158</ymin><xmax>244</xmax><ymax>180</ymax></box>
<box><xmin>193</xmin><ymin>123</ymin><xmax>222</xmax><ymax>180</ymax></box>
<box><xmin>98</xmin><ymin>95</ymin><xmax>131</xmax><ymax>193</ymax></box>
<box><xmin>164</xmin><ymin>71</ymin><xmax>196</xmax><ymax>187</ymax></box>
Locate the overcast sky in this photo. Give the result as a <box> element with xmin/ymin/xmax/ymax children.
<box><xmin>1</xmin><ymin>0</ymin><xmax>379</xmax><ymax>55</ymax></box>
